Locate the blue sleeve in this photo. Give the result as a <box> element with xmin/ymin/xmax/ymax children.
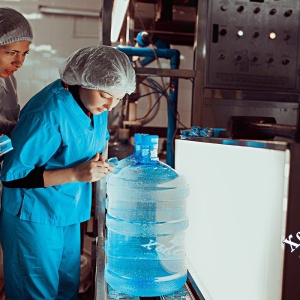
<box><xmin>1</xmin><ymin>114</ymin><xmax>61</xmax><ymax>182</ymax></box>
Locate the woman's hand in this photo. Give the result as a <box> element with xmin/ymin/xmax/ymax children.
<box><xmin>73</xmin><ymin>153</ymin><xmax>113</xmax><ymax>182</ymax></box>
<box><xmin>43</xmin><ymin>153</ymin><xmax>114</xmax><ymax>186</ymax></box>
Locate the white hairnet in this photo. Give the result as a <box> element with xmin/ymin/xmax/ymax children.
<box><xmin>0</xmin><ymin>7</ymin><xmax>33</xmax><ymax>46</ymax></box>
<box><xmin>59</xmin><ymin>45</ymin><xmax>136</xmax><ymax>94</ymax></box>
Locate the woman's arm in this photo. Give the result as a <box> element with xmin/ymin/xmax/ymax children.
<box><xmin>2</xmin><ymin>153</ymin><xmax>113</xmax><ymax>188</ymax></box>
<box><xmin>43</xmin><ymin>153</ymin><xmax>112</xmax><ymax>186</ymax></box>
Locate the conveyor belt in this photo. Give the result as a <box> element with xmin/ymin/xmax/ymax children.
<box><xmin>95</xmin><ymin>236</ymin><xmax>202</xmax><ymax>300</ymax></box>
<box><xmin>108</xmin><ymin>283</ymin><xmax>197</xmax><ymax>300</ymax></box>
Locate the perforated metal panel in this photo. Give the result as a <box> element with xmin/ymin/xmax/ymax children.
<box><xmin>205</xmin><ymin>0</ymin><xmax>300</xmax><ymax>92</ymax></box>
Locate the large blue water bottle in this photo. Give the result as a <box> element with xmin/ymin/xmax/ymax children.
<box><xmin>105</xmin><ymin>135</ymin><xmax>189</xmax><ymax>297</ymax></box>
<box><xmin>113</xmin><ymin>133</ymin><xmax>147</xmax><ymax>174</ymax></box>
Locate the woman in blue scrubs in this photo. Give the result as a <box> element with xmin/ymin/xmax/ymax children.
<box><xmin>0</xmin><ymin>45</ymin><xmax>136</xmax><ymax>299</ymax></box>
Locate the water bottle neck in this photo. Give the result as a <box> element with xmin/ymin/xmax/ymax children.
<box><xmin>140</xmin><ymin>146</ymin><xmax>158</xmax><ymax>163</ymax></box>
<box><xmin>134</xmin><ymin>144</ymin><xmax>141</xmax><ymax>156</ymax></box>
<box><xmin>150</xmin><ymin>147</ymin><xmax>159</xmax><ymax>161</ymax></box>
<box><xmin>133</xmin><ymin>133</ymin><xmax>147</xmax><ymax>157</ymax></box>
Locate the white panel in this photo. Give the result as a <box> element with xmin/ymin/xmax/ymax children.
<box><xmin>175</xmin><ymin>139</ymin><xmax>287</xmax><ymax>300</ymax></box>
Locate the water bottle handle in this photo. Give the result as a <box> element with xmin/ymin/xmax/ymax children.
<box><xmin>106</xmin><ymin>157</ymin><xmax>119</xmax><ymax>167</ymax></box>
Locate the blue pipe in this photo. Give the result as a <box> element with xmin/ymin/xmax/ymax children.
<box><xmin>167</xmin><ymin>77</ymin><xmax>178</xmax><ymax>168</ymax></box>
<box><xmin>116</xmin><ymin>46</ymin><xmax>180</xmax><ymax>168</ymax></box>
<box><xmin>135</xmin><ymin>32</ymin><xmax>170</xmax><ymax>66</ymax></box>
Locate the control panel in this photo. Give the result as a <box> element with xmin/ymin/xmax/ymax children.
<box><xmin>205</xmin><ymin>0</ymin><xmax>300</xmax><ymax>91</ymax></box>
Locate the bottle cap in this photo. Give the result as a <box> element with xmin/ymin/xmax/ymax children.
<box><xmin>134</xmin><ymin>133</ymin><xmax>148</xmax><ymax>145</ymax></box>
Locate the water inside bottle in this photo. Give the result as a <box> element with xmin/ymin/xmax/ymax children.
<box><xmin>105</xmin><ymin>135</ymin><xmax>189</xmax><ymax>297</ymax></box>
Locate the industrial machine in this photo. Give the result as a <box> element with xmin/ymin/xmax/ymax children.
<box><xmin>197</xmin><ymin>0</ymin><xmax>300</xmax><ymax>127</ymax></box>
<box><xmin>93</xmin><ymin>1</ymin><xmax>300</xmax><ymax>299</ymax></box>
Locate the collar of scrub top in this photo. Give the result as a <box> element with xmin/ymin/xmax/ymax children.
<box><xmin>62</xmin><ymin>81</ymin><xmax>92</xmax><ymax>119</ymax></box>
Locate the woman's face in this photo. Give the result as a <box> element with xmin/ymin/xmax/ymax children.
<box><xmin>0</xmin><ymin>40</ymin><xmax>31</xmax><ymax>78</ymax></box>
<box><xmin>79</xmin><ymin>88</ymin><xmax>126</xmax><ymax>115</ymax></box>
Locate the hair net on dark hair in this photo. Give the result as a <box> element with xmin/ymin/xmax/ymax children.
<box><xmin>0</xmin><ymin>7</ymin><xmax>33</xmax><ymax>45</ymax></box>
<box><xmin>59</xmin><ymin>45</ymin><xmax>136</xmax><ymax>94</ymax></box>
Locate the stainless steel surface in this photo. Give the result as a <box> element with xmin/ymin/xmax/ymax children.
<box><xmin>193</xmin><ymin>0</ymin><xmax>300</xmax><ymax>128</ymax></box>
<box><xmin>94</xmin><ymin>145</ymin><xmax>109</xmax><ymax>300</ymax></box>
<box><xmin>107</xmin><ymin>285</ymin><xmax>196</xmax><ymax>300</ymax></box>
<box><xmin>179</xmin><ymin>136</ymin><xmax>289</xmax><ymax>151</ymax></box>
<box><xmin>95</xmin><ymin>275</ymin><xmax>199</xmax><ymax>300</ymax></box>
<box><xmin>206</xmin><ymin>0</ymin><xmax>300</xmax><ymax>91</ymax></box>
<box><xmin>134</xmin><ymin>67</ymin><xmax>195</xmax><ymax>78</ymax></box>
<box><xmin>203</xmin><ymin>88</ymin><xmax>300</xmax><ymax>102</ymax></box>
<box><xmin>95</xmin><ymin>236</ymin><xmax>107</xmax><ymax>300</ymax></box>
<box><xmin>191</xmin><ymin>0</ymin><xmax>207</xmax><ymax>127</ymax></box>
<box><xmin>202</xmin><ymin>97</ymin><xmax>298</xmax><ymax>127</ymax></box>
<box><xmin>100</xmin><ymin>0</ymin><xmax>113</xmax><ymax>46</ymax></box>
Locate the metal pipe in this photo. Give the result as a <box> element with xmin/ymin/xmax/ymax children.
<box><xmin>116</xmin><ymin>45</ymin><xmax>180</xmax><ymax>167</ymax></box>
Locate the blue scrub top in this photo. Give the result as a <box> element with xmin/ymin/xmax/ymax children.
<box><xmin>0</xmin><ymin>79</ymin><xmax>109</xmax><ymax>226</ymax></box>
